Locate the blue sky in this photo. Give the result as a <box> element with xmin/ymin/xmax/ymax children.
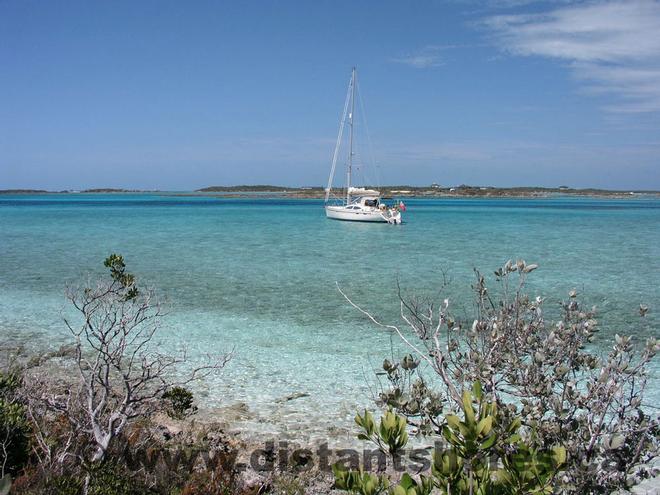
<box><xmin>1</xmin><ymin>0</ymin><xmax>659</xmax><ymax>190</ymax></box>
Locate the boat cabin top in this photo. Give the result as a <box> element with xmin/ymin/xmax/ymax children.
<box><xmin>347</xmin><ymin>195</ymin><xmax>382</xmax><ymax>210</ymax></box>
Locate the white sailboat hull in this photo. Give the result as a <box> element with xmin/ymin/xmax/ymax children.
<box><xmin>325</xmin><ymin>205</ymin><xmax>401</xmax><ymax>223</ymax></box>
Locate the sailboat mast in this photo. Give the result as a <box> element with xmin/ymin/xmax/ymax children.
<box><xmin>346</xmin><ymin>67</ymin><xmax>356</xmax><ymax>204</ymax></box>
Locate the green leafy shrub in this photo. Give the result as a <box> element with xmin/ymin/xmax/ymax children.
<box><xmin>355</xmin><ymin>410</ymin><xmax>408</xmax><ymax>456</ymax></box>
<box><xmin>162</xmin><ymin>387</ymin><xmax>196</xmax><ymax>420</ymax></box>
<box><xmin>0</xmin><ymin>371</ymin><xmax>30</xmax><ymax>478</ymax></box>
<box><xmin>86</xmin><ymin>462</ymin><xmax>146</xmax><ymax>495</ymax></box>
<box><xmin>334</xmin><ymin>382</ymin><xmax>566</xmax><ymax>495</ymax></box>
<box><xmin>34</xmin><ymin>463</ymin><xmax>148</xmax><ymax>495</ymax></box>
<box><xmin>104</xmin><ymin>254</ymin><xmax>138</xmax><ymax>300</ymax></box>
<box><xmin>10</xmin><ymin>461</ymin><xmax>153</xmax><ymax>495</ymax></box>
<box><xmin>47</xmin><ymin>475</ymin><xmax>83</xmax><ymax>495</ymax></box>
<box><xmin>333</xmin><ymin>466</ymin><xmax>391</xmax><ymax>495</ymax></box>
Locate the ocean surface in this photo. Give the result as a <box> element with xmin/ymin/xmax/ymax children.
<box><xmin>1</xmin><ymin>193</ymin><xmax>659</xmax><ymax>443</ymax></box>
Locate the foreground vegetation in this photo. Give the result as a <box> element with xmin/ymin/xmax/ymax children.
<box><xmin>0</xmin><ymin>257</ymin><xmax>657</xmax><ymax>494</ymax></box>
<box><xmin>335</xmin><ymin>260</ymin><xmax>658</xmax><ymax>494</ymax></box>
<box><xmin>0</xmin><ymin>256</ymin><xmax>235</xmax><ymax>494</ymax></box>
<box><xmin>335</xmin><ymin>382</ymin><xmax>567</xmax><ymax>495</ymax></box>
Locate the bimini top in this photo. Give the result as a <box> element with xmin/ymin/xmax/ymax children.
<box><xmin>348</xmin><ymin>187</ymin><xmax>380</xmax><ymax>196</ymax></box>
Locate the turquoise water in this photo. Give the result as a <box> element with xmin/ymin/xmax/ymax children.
<box><xmin>1</xmin><ymin>193</ymin><xmax>659</xmax><ymax>442</ymax></box>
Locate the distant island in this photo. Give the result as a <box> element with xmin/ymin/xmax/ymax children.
<box><xmin>0</xmin><ymin>189</ymin><xmax>51</xmax><ymax>194</ymax></box>
<box><xmin>2</xmin><ymin>185</ymin><xmax>659</xmax><ymax>198</ymax></box>
<box><xmin>0</xmin><ymin>188</ymin><xmax>153</xmax><ymax>194</ymax></box>
<box><xmin>194</xmin><ymin>184</ymin><xmax>660</xmax><ymax>199</ymax></box>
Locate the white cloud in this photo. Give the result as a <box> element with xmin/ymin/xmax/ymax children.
<box><xmin>391</xmin><ymin>46</ymin><xmax>445</xmax><ymax>68</ymax></box>
<box><xmin>483</xmin><ymin>0</ymin><xmax>660</xmax><ymax>112</ymax></box>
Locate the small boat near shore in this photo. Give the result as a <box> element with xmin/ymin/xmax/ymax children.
<box><xmin>324</xmin><ymin>68</ymin><xmax>403</xmax><ymax>224</ymax></box>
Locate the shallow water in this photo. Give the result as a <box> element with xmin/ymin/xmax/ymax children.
<box><xmin>1</xmin><ymin>193</ymin><xmax>658</xmax><ymax>442</ymax></box>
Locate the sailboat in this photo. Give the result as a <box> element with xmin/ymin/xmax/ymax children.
<box><xmin>324</xmin><ymin>68</ymin><xmax>402</xmax><ymax>224</ymax></box>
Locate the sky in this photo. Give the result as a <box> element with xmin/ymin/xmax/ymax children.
<box><xmin>1</xmin><ymin>0</ymin><xmax>660</xmax><ymax>190</ymax></box>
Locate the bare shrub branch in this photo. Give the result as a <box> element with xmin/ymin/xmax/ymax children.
<box><xmin>26</xmin><ymin>254</ymin><xmax>232</xmax><ymax>465</ymax></box>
